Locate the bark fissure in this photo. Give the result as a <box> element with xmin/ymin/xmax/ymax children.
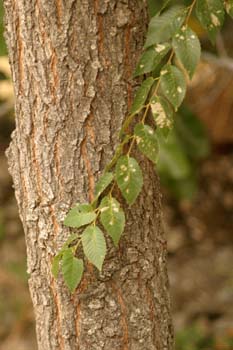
<box><xmin>4</xmin><ymin>0</ymin><xmax>174</xmax><ymax>349</ymax></box>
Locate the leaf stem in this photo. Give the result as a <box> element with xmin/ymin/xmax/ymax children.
<box><xmin>74</xmin><ymin>238</ymin><xmax>82</xmax><ymax>254</ymax></box>
<box><xmin>127</xmin><ymin>137</ymin><xmax>136</xmax><ymax>156</ymax></box>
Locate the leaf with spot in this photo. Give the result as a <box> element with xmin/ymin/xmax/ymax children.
<box><xmin>64</xmin><ymin>204</ymin><xmax>96</xmax><ymax>228</ymax></box>
<box><xmin>115</xmin><ymin>156</ymin><xmax>143</xmax><ymax>205</ymax></box>
<box><xmin>150</xmin><ymin>96</ymin><xmax>173</xmax><ymax>137</ymax></box>
<box><xmin>133</xmin><ymin>43</ymin><xmax>171</xmax><ymax>77</ymax></box>
<box><xmin>130</xmin><ymin>77</ymin><xmax>154</xmax><ymax>116</ymax></box>
<box><xmin>134</xmin><ymin>124</ymin><xmax>159</xmax><ymax>164</ymax></box>
<box><xmin>94</xmin><ymin>172</ymin><xmax>114</xmax><ymax>199</ymax></box>
<box><xmin>81</xmin><ymin>226</ymin><xmax>106</xmax><ymax>271</ymax></box>
<box><xmin>160</xmin><ymin>64</ymin><xmax>186</xmax><ymax>110</ymax></box>
<box><xmin>196</xmin><ymin>0</ymin><xmax>225</xmax><ymax>43</ymax></box>
<box><xmin>100</xmin><ymin>196</ymin><xmax>125</xmax><ymax>246</ymax></box>
<box><xmin>144</xmin><ymin>5</ymin><xmax>187</xmax><ymax>48</ymax></box>
<box><xmin>172</xmin><ymin>25</ymin><xmax>201</xmax><ymax>79</ymax></box>
<box><xmin>61</xmin><ymin>249</ymin><xmax>84</xmax><ymax>293</ymax></box>
<box><xmin>225</xmin><ymin>0</ymin><xmax>233</xmax><ymax>18</ymax></box>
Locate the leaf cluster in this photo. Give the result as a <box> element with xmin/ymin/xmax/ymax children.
<box><xmin>52</xmin><ymin>0</ymin><xmax>231</xmax><ymax>292</ymax></box>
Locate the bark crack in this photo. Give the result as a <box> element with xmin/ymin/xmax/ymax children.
<box><xmin>112</xmin><ymin>282</ymin><xmax>129</xmax><ymax>350</ymax></box>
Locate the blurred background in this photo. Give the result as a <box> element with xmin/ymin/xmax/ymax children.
<box><xmin>0</xmin><ymin>0</ymin><xmax>232</xmax><ymax>349</ymax></box>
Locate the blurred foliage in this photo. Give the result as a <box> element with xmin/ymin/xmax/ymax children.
<box><xmin>157</xmin><ymin>106</ymin><xmax>210</xmax><ymax>200</ymax></box>
<box><xmin>176</xmin><ymin>325</ymin><xmax>214</xmax><ymax>350</ymax></box>
<box><xmin>176</xmin><ymin>324</ymin><xmax>233</xmax><ymax>350</ymax></box>
<box><xmin>0</xmin><ymin>0</ymin><xmax>7</xmax><ymax>56</ymax></box>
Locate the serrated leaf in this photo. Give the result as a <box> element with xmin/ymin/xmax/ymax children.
<box><xmin>172</xmin><ymin>25</ymin><xmax>201</xmax><ymax>79</ymax></box>
<box><xmin>150</xmin><ymin>95</ymin><xmax>173</xmax><ymax>136</ymax></box>
<box><xmin>81</xmin><ymin>226</ymin><xmax>106</xmax><ymax>271</ymax></box>
<box><xmin>134</xmin><ymin>124</ymin><xmax>159</xmax><ymax>164</ymax></box>
<box><xmin>100</xmin><ymin>196</ymin><xmax>125</xmax><ymax>246</ymax></box>
<box><xmin>160</xmin><ymin>64</ymin><xmax>186</xmax><ymax>110</ymax></box>
<box><xmin>115</xmin><ymin>156</ymin><xmax>143</xmax><ymax>205</ymax></box>
<box><xmin>51</xmin><ymin>254</ymin><xmax>62</xmax><ymax>279</ymax></box>
<box><xmin>156</xmin><ymin>129</ymin><xmax>191</xmax><ymax>179</ymax></box>
<box><xmin>134</xmin><ymin>43</ymin><xmax>171</xmax><ymax>77</ymax></box>
<box><xmin>225</xmin><ymin>0</ymin><xmax>233</xmax><ymax>17</ymax></box>
<box><xmin>130</xmin><ymin>77</ymin><xmax>154</xmax><ymax>116</ymax></box>
<box><xmin>94</xmin><ymin>172</ymin><xmax>114</xmax><ymax>199</ymax></box>
<box><xmin>61</xmin><ymin>249</ymin><xmax>84</xmax><ymax>292</ymax></box>
<box><xmin>144</xmin><ymin>5</ymin><xmax>187</xmax><ymax>48</ymax></box>
<box><xmin>196</xmin><ymin>0</ymin><xmax>224</xmax><ymax>43</ymax></box>
<box><xmin>64</xmin><ymin>205</ymin><xmax>96</xmax><ymax>228</ymax></box>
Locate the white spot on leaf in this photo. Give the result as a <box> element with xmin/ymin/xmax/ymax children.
<box><xmin>211</xmin><ymin>13</ymin><xmax>220</xmax><ymax>26</ymax></box>
<box><xmin>155</xmin><ymin>44</ymin><xmax>166</xmax><ymax>53</ymax></box>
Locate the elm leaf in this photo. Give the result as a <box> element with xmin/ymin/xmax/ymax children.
<box><xmin>100</xmin><ymin>196</ymin><xmax>125</xmax><ymax>246</ymax></box>
<box><xmin>82</xmin><ymin>226</ymin><xmax>106</xmax><ymax>271</ymax></box>
<box><xmin>116</xmin><ymin>156</ymin><xmax>143</xmax><ymax>205</ymax></box>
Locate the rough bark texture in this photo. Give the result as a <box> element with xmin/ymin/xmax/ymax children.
<box><xmin>3</xmin><ymin>0</ymin><xmax>173</xmax><ymax>349</ymax></box>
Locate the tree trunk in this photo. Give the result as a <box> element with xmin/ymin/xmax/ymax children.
<box><xmin>3</xmin><ymin>0</ymin><xmax>173</xmax><ymax>349</ymax></box>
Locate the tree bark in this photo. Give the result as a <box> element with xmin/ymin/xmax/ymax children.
<box><xmin>3</xmin><ymin>0</ymin><xmax>173</xmax><ymax>349</ymax></box>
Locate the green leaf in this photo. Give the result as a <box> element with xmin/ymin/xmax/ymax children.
<box><xmin>156</xmin><ymin>129</ymin><xmax>191</xmax><ymax>179</ymax></box>
<box><xmin>147</xmin><ymin>0</ymin><xmax>173</xmax><ymax>18</ymax></box>
<box><xmin>76</xmin><ymin>204</ymin><xmax>94</xmax><ymax>213</ymax></box>
<box><xmin>196</xmin><ymin>0</ymin><xmax>225</xmax><ymax>43</ymax></box>
<box><xmin>94</xmin><ymin>172</ymin><xmax>114</xmax><ymax>199</ymax></box>
<box><xmin>64</xmin><ymin>205</ymin><xmax>96</xmax><ymax>228</ymax></box>
<box><xmin>172</xmin><ymin>25</ymin><xmax>201</xmax><ymax>79</ymax></box>
<box><xmin>130</xmin><ymin>77</ymin><xmax>154</xmax><ymax>116</ymax></box>
<box><xmin>144</xmin><ymin>5</ymin><xmax>187</xmax><ymax>48</ymax></box>
<box><xmin>150</xmin><ymin>95</ymin><xmax>173</xmax><ymax>136</ymax></box>
<box><xmin>134</xmin><ymin>124</ymin><xmax>159</xmax><ymax>164</ymax></box>
<box><xmin>225</xmin><ymin>0</ymin><xmax>233</xmax><ymax>17</ymax></box>
<box><xmin>81</xmin><ymin>226</ymin><xmax>106</xmax><ymax>271</ymax></box>
<box><xmin>147</xmin><ymin>0</ymin><xmax>160</xmax><ymax>17</ymax></box>
<box><xmin>100</xmin><ymin>196</ymin><xmax>125</xmax><ymax>246</ymax></box>
<box><xmin>51</xmin><ymin>254</ymin><xmax>62</xmax><ymax>279</ymax></box>
<box><xmin>61</xmin><ymin>249</ymin><xmax>84</xmax><ymax>292</ymax></box>
<box><xmin>115</xmin><ymin>156</ymin><xmax>143</xmax><ymax>205</ymax></box>
<box><xmin>160</xmin><ymin>64</ymin><xmax>186</xmax><ymax>110</ymax></box>
<box><xmin>134</xmin><ymin>43</ymin><xmax>171</xmax><ymax>77</ymax></box>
